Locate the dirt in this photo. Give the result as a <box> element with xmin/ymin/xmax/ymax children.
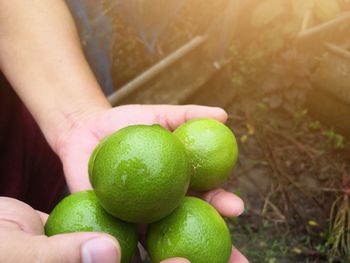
<box><xmin>221</xmin><ymin>89</ymin><xmax>350</xmax><ymax>262</ymax></box>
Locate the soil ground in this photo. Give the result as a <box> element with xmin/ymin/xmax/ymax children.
<box><xmin>222</xmin><ymin>87</ymin><xmax>350</xmax><ymax>263</ymax></box>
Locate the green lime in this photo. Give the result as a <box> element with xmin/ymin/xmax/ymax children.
<box><xmin>45</xmin><ymin>191</ymin><xmax>138</xmax><ymax>263</ymax></box>
<box><xmin>147</xmin><ymin>197</ymin><xmax>232</xmax><ymax>263</ymax></box>
<box><xmin>89</xmin><ymin>125</ymin><xmax>191</xmax><ymax>223</ymax></box>
<box><xmin>174</xmin><ymin>118</ymin><xmax>238</xmax><ymax>191</ymax></box>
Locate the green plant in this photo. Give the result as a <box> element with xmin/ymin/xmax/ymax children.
<box><xmin>323</xmin><ymin>129</ymin><xmax>345</xmax><ymax>150</ymax></box>
<box><xmin>327</xmin><ymin>184</ymin><xmax>350</xmax><ymax>260</ymax></box>
<box><xmin>293</xmin><ymin>108</ymin><xmax>308</xmax><ymax>126</ymax></box>
<box><xmin>309</xmin><ymin>120</ymin><xmax>321</xmax><ymax>130</ymax></box>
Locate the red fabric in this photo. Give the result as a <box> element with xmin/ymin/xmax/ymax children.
<box><xmin>0</xmin><ymin>73</ymin><xmax>65</xmax><ymax>213</ymax></box>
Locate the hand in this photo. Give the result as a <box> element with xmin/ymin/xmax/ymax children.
<box><xmin>55</xmin><ymin>105</ymin><xmax>229</xmax><ymax>192</ymax></box>
<box><xmin>0</xmin><ymin>197</ymin><xmax>121</xmax><ymax>263</ymax></box>
<box><xmin>56</xmin><ymin>104</ymin><xmax>249</xmax><ymax>263</ymax></box>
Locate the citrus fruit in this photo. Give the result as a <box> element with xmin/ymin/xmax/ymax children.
<box><xmin>89</xmin><ymin>124</ymin><xmax>191</xmax><ymax>223</ymax></box>
<box><xmin>174</xmin><ymin>118</ymin><xmax>238</xmax><ymax>191</ymax></box>
<box><xmin>147</xmin><ymin>197</ymin><xmax>232</xmax><ymax>263</ymax></box>
<box><xmin>45</xmin><ymin>190</ymin><xmax>138</xmax><ymax>263</ymax></box>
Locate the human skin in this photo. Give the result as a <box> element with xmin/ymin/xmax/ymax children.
<box><xmin>0</xmin><ymin>1</ymin><xmax>249</xmax><ymax>262</ymax></box>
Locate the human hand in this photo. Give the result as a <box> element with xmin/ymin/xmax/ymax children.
<box><xmin>55</xmin><ymin>104</ymin><xmax>249</xmax><ymax>263</ymax></box>
<box><xmin>55</xmin><ymin>105</ymin><xmax>230</xmax><ymax>193</ymax></box>
<box><xmin>0</xmin><ymin>197</ymin><xmax>122</xmax><ymax>263</ymax></box>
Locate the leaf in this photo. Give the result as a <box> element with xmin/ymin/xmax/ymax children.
<box><xmin>314</xmin><ymin>0</ymin><xmax>341</xmax><ymax>22</ymax></box>
<box><xmin>251</xmin><ymin>0</ymin><xmax>285</xmax><ymax>28</ymax></box>
<box><xmin>292</xmin><ymin>0</ymin><xmax>314</xmax><ymax>18</ymax></box>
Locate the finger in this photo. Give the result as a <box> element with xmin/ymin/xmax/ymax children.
<box><xmin>0</xmin><ymin>198</ymin><xmax>121</xmax><ymax>263</ymax></box>
<box><xmin>36</xmin><ymin>210</ymin><xmax>49</xmax><ymax>225</ymax></box>
<box><xmin>41</xmin><ymin>233</ymin><xmax>121</xmax><ymax>263</ymax></box>
<box><xmin>0</xmin><ymin>197</ymin><xmax>44</xmax><ymax>235</ymax></box>
<box><xmin>0</xmin><ymin>230</ymin><xmax>121</xmax><ymax>263</ymax></box>
<box><xmin>150</xmin><ymin>105</ymin><xmax>228</xmax><ymax>130</ymax></box>
<box><xmin>229</xmin><ymin>247</ymin><xmax>249</xmax><ymax>263</ymax></box>
<box><xmin>201</xmin><ymin>189</ymin><xmax>244</xmax><ymax>217</ymax></box>
<box><xmin>160</xmin><ymin>258</ymin><xmax>191</xmax><ymax>263</ymax></box>
<box><xmin>64</xmin><ymin>151</ymin><xmax>93</xmax><ymax>193</ymax></box>
<box><xmin>95</xmin><ymin>105</ymin><xmax>227</xmax><ymax>139</ymax></box>
<box><xmin>58</xmin><ymin>131</ymin><xmax>96</xmax><ymax>193</ymax></box>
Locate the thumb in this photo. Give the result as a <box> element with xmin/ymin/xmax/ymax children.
<box><xmin>160</xmin><ymin>258</ymin><xmax>191</xmax><ymax>263</ymax></box>
<box><xmin>0</xmin><ymin>230</ymin><xmax>121</xmax><ymax>263</ymax></box>
<box><xmin>0</xmin><ymin>197</ymin><xmax>121</xmax><ymax>263</ymax></box>
<box><xmin>40</xmin><ymin>232</ymin><xmax>121</xmax><ymax>263</ymax></box>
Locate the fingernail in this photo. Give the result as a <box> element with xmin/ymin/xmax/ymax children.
<box><xmin>160</xmin><ymin>258</ymin><xmax>191</xmax><ymax>263</ymax></box>
<box><xmin>82</xmin><ymin>237</ymin><xmax>120</xmax><ymax>263</ymax></box>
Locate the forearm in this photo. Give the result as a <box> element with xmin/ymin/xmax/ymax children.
<box><xmin>0</xmin><ymin>0</ymin><xmax>111</xmax><ymax>151</ymax></box>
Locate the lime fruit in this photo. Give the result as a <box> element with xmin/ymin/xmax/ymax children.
<box><xmin>147</xmin><ymin>197</ymin><xmax>232</xmax><ymax>263</ymax></box>
<box><xmin>89</xmin><ymin>125</ymin><xmax>191</xmax><ymax>223</ymax></box>
<box><xmin>45</xmin><ymin>190</ymin><xmax>138</xmax><ymax>263</ymax></box>
<box><xmin>174</xmin><ymin>118</ymin><xmax>238</xmax><ymax>191</ymax></box>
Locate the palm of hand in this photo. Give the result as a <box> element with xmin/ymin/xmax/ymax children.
<box><xmin>57</xmin><ymin>105</ymin><xmax>227</xmax><ymax>192</ymax></box>
<box><xmin>56</xmin><ymin>104</ymin><xmax>247</xmax><ymax>263</ymax></box>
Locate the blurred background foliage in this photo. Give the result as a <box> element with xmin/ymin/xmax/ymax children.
<box><xmin>103</xmin><ymin>0</ymin><xmax>350</xmax><ymax>114</ymax></box>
